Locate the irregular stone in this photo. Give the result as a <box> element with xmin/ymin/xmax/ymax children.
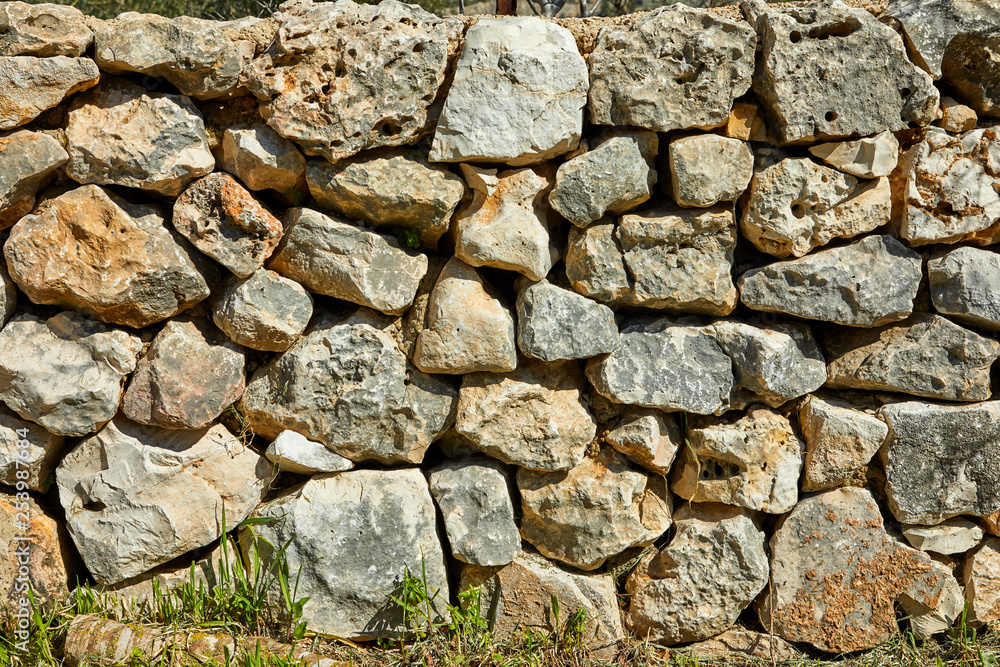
<box><xmin>745</xmin><ymin>0</ymin><xmax>938</xmax><ymax>144</ymax></box>
<box><xmin>0</xmin><ymin>55</ymin><xmax>98</xmax><ymax>130</ymax></box>
<box><xmin>268</xmin><ymin>207</ymin><xmax>427</xmax><ymax>316</ymax></box>
<box><xmin>965</xmin><ymin>538</ymin><xmax>1000</xmax><ymax>623</ymax></box>
<box><xmin>929</xmin><ymin>247</ymin><xmax>1000</xmax><ymax>331</ymax></box>
<box><xmin>824</xmin><ymin>313</ymin><xmax>1000</xmax><ymax>401</ymax></box>
<box><xmin>893</xmin><ymin>128</ymin><xmax>1000</xmax><ymax>245</ymax></box>
<box><xmin>740</xmin><ymin>153</ymin><xmax>892</xmax><ymax>258</ymax></box>
<box><xmin>0</xmin><ymin>405</ymin><xmax>65</xmax><ymax>492</ymax></box>
<box><xmin>244</xmin><ymin>0</ymin><xmax>462</xmax><ymax>161</ymax></box>
<box><xmin>668</xmin><ymin>134</ymin><xmax>753</xmax><ymax>207</ymax></box>
<box><xmin>549</xmin><ymin>131</ymin><xmax>657</xmax><ymax>227</ymax></box>
<box><xmin>885</xmin><ymin>0</ymin><xmax>1000</xmax><ymax>78</ymax></box>
<box><xmin>239</xmin><ymin>315</ymin><xmax>456</xmax><ymax>465</ymax></box>
<box><xmin>604</xmin><ymin>408</ymin><xmax>680</xmax><ymax>475</ymax></box>
<box><xmin>938</xmin><ymin>96</ymin><xmax>979</xmax><ymax>133</ymax></box>
<box><xmin>1</xmin><ymin>491</ymin><xmax>73</xmax><ymax>606</ymax></box>
<box><xmin>452</xmin><ymin>165</ymin><xmax>558</xmax><ymax>281</ymax></box>
<box><xmin>738</xmin><ymin>234</ymin><xmax>922</xmax><ymax>326</ymax></box>
<box><xmin>909</xmin><ymin>559</ymin><xmax>966</xmax><ymax>638</ymax></box>
<box><xmin>903</xmin><ymin>518</ymin><xmax>985</xmax><ymax>555</ymax></box>
<box><xmin>5</xmin><ymin>185</ymin><xmax>213</xmax><ymax>328</ymax></box>
<box><xmin>588</xmin><ymin>5</ymin><xmax>755</xmax><ymax>132</ymax></box>
<box><xmin>212</xmin><ymin>269</ymin><xmax>313</xmax><ymax>352</ymax></box>
<box><xmin>724</xmin><ymin>102</ymin><xmax>767</xmax><ymax>142</ymax></box>
<box><xmin>672</xmin><ymin>406</ymin><xmax>803</xmax><ymax>514</ymax></box>
<box><xmin>516</xmin><ymin>280</ymin><xmax>618</xmax><ymax>362</ymax></box>
<box><xmin>798</xmin><ymin>394</ymin><xmax>888</xmax><ymax>492</ymax></box>
<box><xmin>943</xmin><ymin>33</ymin><xmax>1000</xmax><ymax>119</ymax></box>
<box><xmin>264</xmin><ymin>430</ymin><xmax>353</xmax><ymax>475</ymax></box>
<box><xmin>0</xmin><ymin>312</ymin><xmax>141</xmax><ymax>437</ymax></box>
<box><xmin>240</xmin><ymin>469</ymin><xmax>449</xmax><ymax>639</ymax></box>
<box><xmin>430</xmin><ymin>17</ymin><xmax>586</xmax><ymax>166</ymax></box>
<box><xmin>628</xmin><ymin>503</ymin><xmax>767</xmax><ymax>645</ymax></box>
<box><xmin>0</xmin><ymin>2</ymin><xmax>92</xmax><ymax>56</ymax></box>
<box><xmin>879</xmin><ymin>400</ymin><xmax>1000</xmax><ymax>524</ymax></box>
<box><xmin>56</xmin><ymin>417</ymin><xmax>270</xmax><ymax>585</ymax></box>
<box><xmin>429</xmin><ymin>459</ymin><xmax>520</xmax><ymax>567</ymax></box>
<box><xmin>564</xmin><ymin>220</ymin><xmax>630</xmax><ymax>303</ymax></box>
<box><xmin>172</xmin><ymin>173</ymin><xmax>283</xmax><ymax>278</ymax></box>
<box><xmin>307</xmin><ymin>149</ymin><xmax>464</xmax><ymax>248</ymax></box>
<box><xmin>759</xmin><ymin>487</ymin><xmax>959</xmax><ymax>652</ymax></box>
<box><xmin>411</xmin><ymin>258</ymin><xmax>517</xmax><ymax>375</ymax></box>
<box><xmin>122</xmin><ymin>320</ymin><xmax>246</xmax><ymax>430</ymax></box>
<box><xmin>0</xmin><ymin>265</ymin><xmax>14</xmax><ymax>327</ymax></box>
<box><xmin>0</xmin><ymin>129</ymin><xmax>66</xmax><ymax>229</ymax></box>
<box><xmin>807</xmin><ymin>131</ymin><xmax>899</xmax><ymax>179</ymax></box>
<box><xmin>586</xmin><ymin>318</ymin><xmax>734</xmax><ymax>415</ymax></box>
<box><xmin>456</xmin><ymin>359</ymin><xmax>595</xmax><ymax>472</ymax></box>
<box><xmin>986</xmin><ymin>511</ymin><xmax>1000</xmax><ymax>536</ymax></box>
<box><xmin>220</xmin><ymin>123</ymin><xmax>306</xmax><ymax>196</ymax></box>
<box><xmin>93</xmin><ymin>14</ymin><xmax>252</xmax><ymax>99</ymax></box>
<box><xmin>685</xmin><ymin>628</ymin><xmax>799</xmax><ymax>661</ymax></box>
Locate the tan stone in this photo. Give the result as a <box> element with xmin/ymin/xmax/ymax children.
<box><xmin>807</xmin><ymin>131</ymin><xmax>899</xmax><ymax>179</ymax></box>
<box><xmin>986</xmin><ymin>511</ymin><xmax>1000</xmax><ymax>536</ymax></box>
<box><xmin>603</xmin><ymin>408</ymin><xmax>680</xmax><ymax>475</ymax></box>
<box><xmin>964</xmin><ymin>538</ymin><xmax>1000</xmax><ymax>624</ymax></box>
<box><xmin>684</xmin><ymin>628</ymin><xmax>800</xmax><ymax>661</ymax></box>
<box><xmin>1</xmin><ymin>491</ymin><xmax>74</xmax><ymax>606</ymax></box>
<box><xmin>799</xmin><ymin>394</ymin><xmax>888</xmax><ymax>492</ymax></box>
<box><xmin>0</xmin><ymin>2</ymin><xmax>93</xmax><ymax>57</ymax></box>
<box><xmin>564</xmin><ymin>220</ymin><xmax>630</xmax><ymax>303</ymax></box>
<box><xmin>0</xmin><ymin>129</ymin><xmax>68</xmax><ymax>229</ymax></box>
<box><xmin>724</xmin><ymin>102</ymin><xmax>767</xmax><ymax>142</ymax></box>
<box><xmin>668</xmin><ymin>134</ymin><xmax>753</xmax><ymax>207</ymax></box>
<box><xmin>220</xmin><ymin>123</ymin><xmax>306</xmax><ymax>195</ymax></box>
<box><xmin>0</xmin><ymin>404</ymin><xmax>65</xmax><ymax>492</ymax></box>
<box><xmin>0</xmin><ymin>55</ymin><xmax>99</xmax><ymax>130</ymax></box>
<box><xmin>938</xmin><ymin>96</ymin><xmax>978</xmax><ymax>133</ymax></box>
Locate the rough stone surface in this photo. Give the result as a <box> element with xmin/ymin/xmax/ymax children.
<box><xmin>910</xmin><ymin>560</ymin><xmax>966</xmax><ymax>638</ymax></box>
<box><xmin>798</xmin><ymin>394</ymin><xmax>888</xmax><ymax>492</ymax></box>
<box><xmin>588</xmin><ymin>5</ymin><xmax>755</xmax><ymax>132</ymax></box>
<box><xmin>565</xmin><ymin>220</ymin><xmax>630</xmax><ymax>303</ymax></box>
<box><xmin>824</xmin><ymin>313</ymin><xmax>1000</xmax><ymax>401</ymax></box>
<box><xmin>746</xmin><ymin>0</ymin><xmax>938</xmax><ymax>144</ymax></box>
<box><xmin>5</xmin><ymin>185</ymin><xmax>213</xmax><ymax>328</ymax></box>
<box><xmin>683</xmin><ymin>628</ymin><xmax>800</xmax><ymax>662</ymax></box>
<box><xmin>879</xmin><ymin>400</ymin><xmax>1000</xmax><ymax>525</ymax></box>
<box><xmin>738</xmin><ymin>234</ymin><xmax>922</xmax><ymax>326</ymax></box>
<box><xmin>668</xmin><ymin>134</ymin><xmax>753</xmax><ymax>208</ymax></box>
<box><xmin>1</xmin><ymin>492</ymin><xmax>73</xmax><ymax>606</ymax></box>
<box><xmin>0</xmin><ymin>312</ymin><xmax>141</xmax><ymax>437</ymax></box>
<box><xmin>456</xmin><ymin>359</ymin><xmax>595</xmax><ymax>472</ymax></box>
<box><xmin>0</xmin><ymin>129</ymin><xmax>68</xmax><ymax>229</ymax></box>
<box><xmin>0</xmin><ymin>55</ymin><xmax>99</xmax><ymax>130</ymax></box>
<box><xmin>240</xmin><ymin>469</ymin><xmax>450</xmax><ymax>639</ymax></box>
<box><xmin>264</xmin><ymin>430</ymin><xmax>353</xmax><ymax>475</ymax></box>
<box><xmin>429</xmin><ymin>459</ymin><xmax>520</xmax><ymax>567</ymax></box>
<box><xmin>603</xmin><ymin>408</ymin><xmax>680</xmax><ymax>475</ymax></box>
<box><xmin>243</xmin><ymin>0</ymin><xmax>462</xmax><ymax>161</ymax></box>
<box><xmin>0</xmin><ymin>2</ymin><xmax>92</xmax><ymax>56</ymax></box>
<box><xmin>0</xmin><ymin>265</ymin><xmax>14</xmax><ymax>327</ymax></box>
<box><xmin>986</xmin><ymin>511</ymin><xmax>1000</xmax><ymax>536</ymax></box>
<box><xmin>807</xmin><ymin>131</ymin><xmax>899</xmax><ymax>179</ymax></box>
<box><xmin>903</xmin><ymin>518</ymin><xmax>985</xmax><ymax>555</ymax></box>
<box><xmin>65</xmin><ymin>78</ymin><xmax>216</xmax><ymax>197</ymax></box>
<box><xmin>516</xmin><ymin>280</ymin><xmax>618</xmax><ymax>361</ymax></box>
<box><xmin>938</xmin><ymin>96</ymin><xmax>978</xmax><ymax>133</ymax></box>
<box><xmin>519</xmin><ymin>448</ymin><xmax>671</xmax><ymax>571</ymax></box>
<box><xmin>885</xmin><ymin>0</ymin><xmax>1000</xmax><ymax>79</ymax></box>
<box><xmin>549</xmin><ymin>131</ymin><xmax>657</xmax><ymax>227</ymax></box>
<box><xmin>965</xmin><ymin>538</ymin><xmax>1000</xmax><ymax>624</ymax></box>
<box><xmin>628</xmin><ymin>503</ymin><xmax>768</xmax><ymax>645</ymax></box>
<box><xmin>220</xmin><ymin>123</ymin><xmax>307</xmax><ymax>195</ymax></box>
<box><xmin>56</xmin><ymin>417</ymin><xmax>271</xmax><ymax>585</ymax></box>
<box><xmin>268</xmin><ymin>207</ymin><xmax>427</xmax><ymax>316</ymax></box>
<box><xmin>212</xmin><ymin>269</ymin><xmax>313</xmax><ymax>352</ymax></box>
<box><xmin>672</xmin><ymin>406</ymin><xmax>804</xmax><ymax>514</ymax></box>
<box><xmin>307</xmin><ymin>149</ymin><xmax>464</xmax><ymax>248</ymax></box>
<box><xmin>0</xmin><ymin>405</ymin><xmax>65</xmax><ymax>491</ymax></box>
<box><xmin>412</xmin><ymin>258</ymin><xmax>517</xmax><ymax>375</ymax></box>
<box><xmin>740</xmin><ymin>153</ymin><xmax>892</xmax><ymax>258</ymax></box>
<box><xmin>929</xmin><ymin>246</ymin><xmax>1000</xmax><ymax>330</ymax></box>
<box><xmin>943</xmin><ymin>32</ymin><xmax>1000</xmax><ymax>118</ymax></box>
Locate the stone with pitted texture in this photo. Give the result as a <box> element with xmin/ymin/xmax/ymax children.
<box><xmin>264</xmin><ymin>430</ymin><xmax>353</xmax><ymax>475</ymax></box>
<box><xmin>929</xmin><ymin>246</ymin><xmax>1000</xmax><ymax>330</ymax></box>
<box><xmin>0</xmin><ymin>55</ymin><xmax>99</xmax><ymax>130</ymax></box>
<box><xmin>798</xmin><ymin>394</ymin><xmax>887</xmax><ymax>492</ymax></box>
<box><xmin>668</xmin><ymin>135</ymin><xmax>753</xmax><ymax>208</ymax></box>
<box><xmin>212</xmin><ymin>269</ymin><xmax>313</xmax><ymax>352</ymax></box>
<box><xmin>220</xmin><ymin>123</ymin><xmax>307</xmax><ymax>195</ymax></box>
<box><xmin>965</xmin><ymin>538</ymin><xmax>1000</xmax><ymax>624</ymax></box>
<box><xmin>516</xmin><ymin>280</ymin><xmax>618</xmax><ymax>362</ymax></box>
<box><xmin>0</xmin><ymin>2</ymin><xmax>92</xmax><ymax>56</ymax></box>
<box><xmin>807</xmin><ymin>131</ymin><xmax>899</xmax><ymax>179</ymax></box>
<box><xmin>603</xmin><ymin>408</ymin><xmax>681</xmax><ymax>475</ymax></box>
<box><xmin>0</xmin><ymin>129</ymin><xmax>67</xmax><ymax>229</ymax></box>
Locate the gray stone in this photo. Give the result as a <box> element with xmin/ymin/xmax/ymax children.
<box><xmin>668</xmin><ymin>134</ymin><xmax>753</xmax><ymax>208</ymax></box>
<box><xmin>885</xmin><ymin>0</ymin><xmax>1000</xmax><ymax>79</ymax></box>
<box><xmin>0</xmin><ymin>404</ymin><xmax>65</xmax><ymax>492</ymax></box>
<box><xmin>909</xmin><ymin>560</ymin><xmax>966</xmax><ymax>638</ymax></box>
<box><xmin>0</xmin><ymin>264</ymin><xmax>14</xmax><ymax>327</ymax></box>
<box><xmin>0</xmin><ymin>55</ymin><xmax>99</xmax><ymax>130</ymax></box>
<box><xmin>965</xmin><ymin>538</ymin><xmax>1000</xmax><ymax>624</ymax></box>
<box><xmin>516</xmin><ymin>280</ymin><xmax>618</xmax><ymax>361</ymax></box>
<box><xmin>565</xmin><ymin>220</ymin><xmax>630</xmax><ymax>303</ymax></box>
<box><xmin>220</xmin><ymin>123</ymin><xmax>307</xmax><ymax>196</ymax></box>
<box><xmin>942</xmin><ymin>32</ymin><xmax>1000</xmax><ymax>119</ymax></box>
<box><xmin>798</xmin><ymin>394</ymin><xmax>888</xmax><ymax>492</ymax></box>
<box><xmin>738</xmin><ymin>234</ymin><xmax>923</xmax><ymax>326</ymax></box>
<box><xmin>0</xmin><ymin>2</ymin><xmax>92</xmax><ymax>56</ymax></box>
<box><xmin>603</xmin><ymin>408</ymin><xmax>680</xmax><ymax>475</ymax></box>
<box><xmin>0</xmin><ymin>129</ymin><xmax>66</xmax><ymax>229</ymax></box>
<box><xmin>264</xmin><ymin>430</ymin><xmax>353</xmax><ymax>475</ymax></box>
<box><xmin>588</xmin><ymin>5</ymin><xmax>755</xmax><ymax>132</ymax></box>
<box><xmin>212</xmin><ymin>269</ymin><xmax>313</xmax><ymax>352</ymax></box>
<box><xmin>903</xmin><ymin>518</ymin><xmax>985</xmax><ymax>555</ymax></box>
<box><xmin>429</xmin><ymin>459</ymin><xmax>520</xmax><ymax>567</ymax></box>
<box><xmin>930</xmin><ymin>247</ymin><xmax>1000</xmax><ymax>330</ymax></box>
<box><xmin>807</xmin><ymin>131</ymin><xmax>900</xmax><ymax>178</ymax></box>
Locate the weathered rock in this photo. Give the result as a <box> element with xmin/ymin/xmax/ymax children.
<box><xmin>264</xmin><ymin>430</ymin><xmax>353</xmax><ymax>475</ymax></box>
<box><xmin>1</xmin><ymin>492</ymin><xmax>73</xmax><ymax>606</ymax></box>
<box><xmin>516</xmin><ymin>280</ymin><xmax>618</xmax><ymax>362</ymax></box>
<box><xmin>172</xmin><ymin>173</ymin><xmax>283</xmax><ymax>278</ymax></box>
<box><xmin>56</xmin><ymin>417</ymin><xmax>270</xmax><ymax>585</ymax></box>
<box><xmin>965</xmin><ymin>538</ymin><xmax>1000</xmax><ymax>623</ymax></box>
<box><xmin>122</xmin><ymin>320</ymin><xmax>246</xmax><ymax>430</ymax></box>
<box><xmin>738</xmin><ymin>234</ymin><xmax>922</xmax><ymax>326</ymax></box>
<box><xmin>740</xmin><ymin>153</ymin><xmax>892</xmax><ymax>258</ymax></box>
<box><xmin>268</xmin><ymin>207</ymin><xmax>427</xmax><ymax>316</ymax></box>
<box><xmin>745</xmin><ymin>0</ymin><xmax>938</xmax><ymax>144</ymax></box>
<box><xmin>909</xmin><ymin>560</ymin><xmax>966</xmax><ymax>638</ymax></box>
<box><xmin>603</xmin><ymin>408</ymin><xmax>680</xmax><ymax>475</ymax></box>
<box><xmin>0</xmin><ymin>265</ymin><xmax>14</xmax><ymax>327</ymax></box>
<box><xmin>549</xmin><ymin>131</ymin><xmax>657</xmax><ymax>227</ymax></box>
<box><xmin>824</xmin><ymin>313</ymin><xmax>1000</xmax><ymax>401</ymax></box>
<box><xmin>430</xmin><ymin>17</ymin><xmax>586</xmax><ymax>166</ymax></box>
<box><xmin>5</xmin><ymin>185</ymin><xmax>213</xmax><ymax>328</ymax></box>
<box><xmin>65</xmin><ymin>79</ymin><xmax>215</xmax><ymax>197</ymax></box>
<box><xmin>0</xmin><ymin>2</ymin><xmax>92</xmax><ymax>56</ymax></box>
<box><xmin>0</xmin><ymin>405</ymin><xmax>65</xmax><ymax>492</ymax></box>
<box><xmin>628</xmin><ymin>503</ymin><xmax>767</xmax><ymax>645</ymax></box>
<box><xmin>798</xmin><ymin>394</ymin><xmax>888</xmax><ymax>492</ymax></box>
<box><xmin>929</xmin><ymin>247</ymin><xmax>1000</xmax><ymax>330</ymax></box>
<box><xmin>0</xmin><ymin>55</ymin><xmax>99</xmax><ymax>130</ymax></box>
<box><xmin>0</xmin><ymin>312</ymin><xmax>141</xmax><ymax>437</ymax></box>
<box><xmin>903</xmin><ymin>518</ymin><xmax>985</xmax><ymax>555</ymax></box>
<box><xmin>672</xmin><ymin>406</ymin><xmax>803</xmax><ymax>514</ymax></box>
<box><xmin>244</xmin><ymin>0</ymin><xmax>462</xmax><ymax>161</ymax></box>
<box><xmin>807</xmin><ymin>131</ymin><xmax>899</xmax><ymax>179</ymax></box>
<box><xmin>759</xmin><ymin>487</ymin><xmax>959</xmax><ymax>652</ymax></box>
<box><xmin>986</xmin><ymin>511</ymin><xmax>1000</xmax><ymax>536</ymax></box>
<box><xmin>220</xmin><ymin>123</ymin><xmax>307</xmax><ymax>195</ymax></box>
<box><xmin>429</xmin><ymin>459</ymin><xmax>520</xmax><ymax>567</ymax></box>
<box><xmin>456</xmin><ymin>359</ymin><xmax>595</xmax><ymax>472</ymax></box>
<box><xmin>683</xmin><ymin>628</ymin><xmax>800</xmax><ymax>661</ymax></box>
<box><xmin>879</xmin><ymin>400</ymin><xmax>1000</xmax><ymax>524</ymax></box>
<box><xmin>307</xmin><ymin>149</ymin><xmax>464</xmax><ymax>248</ymax></box>
<box><xmin>564</xmin><ymin>220</ymin><xmax>630</xmax><ymax>303</ymax></box>
<box><xmin>885</xmin><ymin>0</ymin><xmax>1000</xmax><ymax>79</ymax></box>
<box><xmin>0</xmin><ymin>129</ymin><xmax>67</xmax><ymax>229</ymax></box>
<box><xmin>240</xmin><ymin>469</ymin><xmax>449</xmax><ymax>639</ymax></box>
<box><xmin>239</xmin><ymin>315</ymin><xmax>456</xmax><ymax>465</ymax></box>
<box><xmin>411</xmin><ymin>258</ymin><xmax>517</xmax><ymax>375</ymax></box>
<box><xmin>212</xmin><ymin>269</ymin><xmax>313</xmax><ymax>352</ymax></box>
<box><xmin>943</xmin><ymin>33</ymin><xmax>1000</xmax><ymax>119</ymax></box>
<box><xmin>668</xmin><ymin>134</ymin><xmax>753</xmax><ymax>207</ymax></box>
<box><xmin>588</xmin><ymin>5</ymin><xmax>755</xmax><ymax>132</ymax></box>
<box><xmin>938</xmin><ymin>96</ymin><xmax>979</xmax><ymax>133</ymax></box>
<box><xmin>452</xmin><ymin>165</ymin><xmax>559</xmax><ymax>282</ymax></box>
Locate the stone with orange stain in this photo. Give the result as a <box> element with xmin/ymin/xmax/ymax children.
<box><xmin>0</xmin><ymin>2</ymin><xmax>93</xmax><ymax>57</ymax></box>
<box><xmin>0</xmin><ymin>491</ymin><xmax>75</xmax><ymax>606</ymax></box>
<box><xmin>986</xmin><ymin>511</ymin><xmax>1000</xmax><ymax>536</ymax></box>
<box><xmin>0</xmin><ymin>129</ymin><xmax>68</xmax><ymax>229</ymax></box>
<box><xmin>965</xmin><ymin>537</ymin><xmax>1000</xmax><ymax>624</ymax></box>
<box><xmin>0</xmin><ymin>55</ymin><xmax>98</xmax><ymax>130</ymax></box>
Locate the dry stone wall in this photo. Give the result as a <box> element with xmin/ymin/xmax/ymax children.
<box><xmin>2</xmin><ymin>0</ymin><xmax>1000</xmax><ymax>658</ymax></box>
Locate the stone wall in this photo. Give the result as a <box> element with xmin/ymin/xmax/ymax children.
<box><xmin>1</xmin><ymin>0</ymin><xmax>1000</xmax><ymax>658</ymax></box>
